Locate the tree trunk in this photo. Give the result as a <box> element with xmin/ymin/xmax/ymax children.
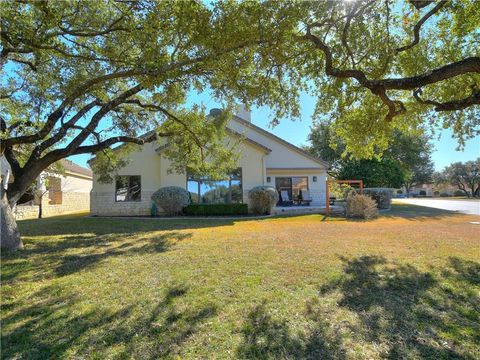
<box><xmin>1</xmin><ymin>190</ymin><xmax>23</xmax><ymax>251</ymax></box>
<box><xmin>38</xmin><ymin>198</ymin><xmax>43</xmax><ymax>219</ymax></box>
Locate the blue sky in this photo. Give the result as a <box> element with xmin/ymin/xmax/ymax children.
<box><xmin>71</xmin><ymin>91</ymin><xmax>479</xmax><ymax>171</ymax></box>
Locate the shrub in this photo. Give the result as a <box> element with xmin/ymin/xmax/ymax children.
<box><xmin>248</xmin><ymin>186</ymin><xmax>279</xmax><ymax>215</ymax></box>
<box><xmin>440</xmin><ymin>192</ymin><xmax>449</xmax><ymax>197</ymax></box>
<box><xmin>433</xmin><ymin>191</ymin><xmax>440</xmax><ymax>197</ymax></box>
<box><xmin>363</xmin><ymin>188</ymin><xmax>393</xmax><ymax>209</ymax></box>
<box><xmin>151</xmin><ymin>186</ymin><xmax>190</xmax><ymax>216</ymax></box>
<box><xmin>396</xmin><ymin>189</ymin><xmax>403</xmax><ymax>194</ymax></box>
<box><xmin>184</xmin><ymin>203</ymin><xmax>248</xmax><ymax>216</ymax></box>
<box><xmin>345</xmin><ymin>194</ymin><xmax>378</xmax><ymax>219</ymax></box>
<box><xmin>419</xmin><ymin>190</ymin><xmax>427</xmax><ymax>196</ymax></box>
<box><xmin>454</xmin><ymin>190</ymin><xmax>466</xmax><ymax>197</ymax></box>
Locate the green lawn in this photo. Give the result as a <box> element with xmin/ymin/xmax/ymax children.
<box><xmin>2</xmin><ymin>204</ymin><xmax>479</xmax><ymax>359</ymax></box>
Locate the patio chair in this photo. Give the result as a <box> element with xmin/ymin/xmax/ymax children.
<box><xmin>299</xmin><ymin>190</ymin><xmax>312</xmax><ymax>206</ymax></box>
<box><xmin>280</xmin><ymin>190</ymin><xmax>294</xmax><ymax>206</ymax></box>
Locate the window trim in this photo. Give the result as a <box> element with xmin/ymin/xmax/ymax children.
<box><xmin>115</xmin><ymin>175</ymin><xmax>142</xmax><ymax>202</ymax></box>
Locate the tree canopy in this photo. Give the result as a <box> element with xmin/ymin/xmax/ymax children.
<box><xmin>0</xmin><ymin>0</ymin><xmax>305</xmax><ymax>249</ymax></box>
<box><xmin>297</xmin><ymin>0</ymin><xmax>479</xmax><ymax>157</ymax></box>
<box><xmin>307</xmin><ymin>121</ymin><xmax>434</xmax><ymax>189</ymax></box>
<box><xmin>0</xmin><ymin>0</ymin><xmax>303</xmax><ymax>206</ymax></box>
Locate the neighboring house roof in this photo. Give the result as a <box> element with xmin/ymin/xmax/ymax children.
<box><xmin>61</xmin><ymin>159</ymin><xmax>93</xmax><ymax>178</ymax></box>
<box><xmin>231</xmin><ymin>115</ymin><xmax>329</xmax><ymax>168</ymax></box>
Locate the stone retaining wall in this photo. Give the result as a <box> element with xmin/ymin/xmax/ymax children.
<box><xmin>14</xmin><ymin>192</ymin><xmax>90</xmax><ymax>220</ymax></box>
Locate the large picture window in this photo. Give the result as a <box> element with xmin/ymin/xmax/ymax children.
<box><xmin>115</xmin><ymin>175</ymin><xmax>141</xmax><ymax>202</ymax></box>
<box><xmin>187</xmin><ymin>168</ymin><xmax>242</xmax><ymax>204</ymax></box>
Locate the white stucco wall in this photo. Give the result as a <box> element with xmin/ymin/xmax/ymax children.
<box><xmin>227</xmin><ymin>117</ymin><xmax>326</xmax><ymax>170</ymax></box>
<box><xmin>90</xmin><ymin>135</ymin><xmax>267</xmax><ymax>215</ymax></box>
<box><xmin>61</xmin><ymin>173</ymin><xmax>92</xmax><ymax>193</ymax></box>
<box><xmin>91</xmin><ymin>142</ymin><xmax>161</xmax><ymax>216</ymax></box>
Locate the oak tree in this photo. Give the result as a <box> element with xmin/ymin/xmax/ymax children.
<box><xmin>0</xmin><ymin>0</ymin><xmax>303</xmax><ymax>250</ymax></box>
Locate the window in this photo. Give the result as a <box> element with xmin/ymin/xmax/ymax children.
<box><xmin>275</xmin><ymin>176</ymin><xmax>308</xmax><ymax>203</ymax></box>
<box><xmin>115</xmin><ymin>175</ymin><xmax>141</xmax><ymax>202</ymax></box>
<box><xmin>187</xmin><ymin>168</ymin><xmax>243</xmax><ymax>204</ymax></box>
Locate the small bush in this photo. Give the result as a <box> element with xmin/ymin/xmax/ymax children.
<box><xmin>396</xmin><ymin>189</ymin><xmax>403</xmax><ymax>194</ymax></box>
<box><xmin>248</xmin><ymin>186</ymin><xmax>279</xmax><ymax>215</ymax></box>
<box><xmin>151</xmin><ymin>186</ymin><xmax>190</xmax><ymax>216</ymax></box>
<box><xmin>454</xmin><ymin>190</ymin><xmax>466</xmax><ymax>197</ymax></box>
<box><xmin>184</xmin><ymin>203</ymin><xmax>248</xmax><ymax>216</ymax></box>
<box><xmin>363</xmin><ymin>188</ymin><xmax>393</xmax><ymax>209</ymax></box>
<box><xmin>440</xmin><ymin>192</ymin><xmax>449</xmax><ymax>197</ymax></box>
<box><xmin>419</xmin><ymin>190</ymin><xmax>427</xmax><ymax>196</ymax></box>
<box><xmin>345</xmin><ymin>194</ymin><xmax>378</xmax><ymax>219</ymax></box>
<box><xmin>433</xmin><ymin>191</ymin><xmax>440</xmax><ymax>197</ymax></box>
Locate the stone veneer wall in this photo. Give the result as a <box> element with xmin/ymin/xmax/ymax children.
<box><xmin>90</xmin><ymin>191</ymin><xmax>154</xmax><ymax>216</ymax></box>
<box><xmin>14</xmin><ymin>192</ymin><xmax>90</xmax><ymax>220</ymax></box>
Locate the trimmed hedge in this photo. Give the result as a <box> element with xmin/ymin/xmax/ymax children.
<box><xmin>183</xmin><ymin>203</ymin><xmax>248</xmax><ymax>216</ymax></box>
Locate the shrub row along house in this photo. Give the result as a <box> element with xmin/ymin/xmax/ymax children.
<box><xmin>90</xmin><ymin>107</ymin><xmax>329</xmax><ymax>216</ymax></box>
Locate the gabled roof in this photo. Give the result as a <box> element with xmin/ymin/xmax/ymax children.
<box><xmin>61</xmin><ymin>159</ymin><xmax>93</xmax><ymax>178</ymax></box>
<box><xmin>225</xmin><ymin>128</ymin><xmax>272</xmax><ymax>154</ymax></box>
<box><xmin>155</xmin><ymin>129</ymin><xmax>272</xmax><ymax>155</ymax></box>
<box><xmin>231</xmin><ymin>115</ymin><xmax>329</xmax><ymax>168</ymax></box>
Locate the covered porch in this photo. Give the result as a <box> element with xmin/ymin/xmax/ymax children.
<box><xmin>265</xmin><ymin>168</ymin><xmax>327</xmax><ymax>207</ymax></box>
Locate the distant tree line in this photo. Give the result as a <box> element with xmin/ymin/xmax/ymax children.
<box><xmin>434</xmin><ymin>159</ymin><xmax>480</xmax><ymax>198</ymax></box>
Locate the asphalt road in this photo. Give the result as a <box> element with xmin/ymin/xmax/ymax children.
<box><xmin>396</xmin><ymin>198</ymin><xmax>480</xmax><ymax>215</ymax></box>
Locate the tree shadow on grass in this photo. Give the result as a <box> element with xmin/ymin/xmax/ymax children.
<box><xmin>1</xmin><ymin>283</ymin><xmax>217</xmax><ymax>359</ymax></box>
<box><xmin>382</xmin><ymin>203</ymin><xmax>464</xmax><ymax>221</ymax></box>
<box><xmin>316</xmin><ymin>255</ymin><xmax>479</xmax><ymax>359</ymax></box>
<box><xmin>17</xmin><ymin>214</ymin><xmax>263</xmax><ymax>238</ymax></box>
<box><xmin>1</xmin><ymin>231</ymin><xmax>191</xmax><ymax>282</ymax></box>
<box><xmin>236</xmin><ymin>300</ymin><xmax>345</xmax><ymax>359</ymax></box>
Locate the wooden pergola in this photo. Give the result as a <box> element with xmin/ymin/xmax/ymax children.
<box><xmin>325</xmin><ymin>179</ymin><xmax>363</xmax><ymax>216</ymax></box>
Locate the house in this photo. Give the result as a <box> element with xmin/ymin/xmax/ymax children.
<box><xmin>14</xmin><ymin>159</ymin><xmax>92</xmax><ymax>220</ymax></box>
<box><xmin>90</xmin><ymin>107</ymin><xmax>329</xmax><ymax>216</ymax></box>
<box><xmin>403</xmin><ymin>183</ymin><xmax>461</xmax><ymax>197</ymax></box>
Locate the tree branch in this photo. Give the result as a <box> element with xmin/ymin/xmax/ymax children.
<box><xmin>303</xmin><ymin>25</ymin><xmax>479</xmax><ymax>120</ymax></box>
<box><xmin>36</xmin><ymin>99</ymin><xmax>101</xmax><ymax>153</ymax></box>
<box><xmin>396</xmin><ymin>0</ymin><xmax>447</xmax><ymax>53</ymax></box>
<box><xmin>413</xmin><ymin>87</ymin><xmax>480</xmax><ymax>111</ymax></box>
<box><xmin>123</xmin><ymin>99</ymin><xmax>204</xmax><ymax>149</ymax></box>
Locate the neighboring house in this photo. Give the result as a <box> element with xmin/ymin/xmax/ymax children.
<box><xmin>91</xmin><ymin>107</ymin><xmax>329</xmax><ymax>216</ymax></box>
<box><xmin>403</xmin><ymin>183</ymin><xmax>459</xmax><ymax>197</ymax></box>
<box><xmin>14</xmin><ymin>159</ymin><xmax>92</xmax><ymax>220</ymax></box>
